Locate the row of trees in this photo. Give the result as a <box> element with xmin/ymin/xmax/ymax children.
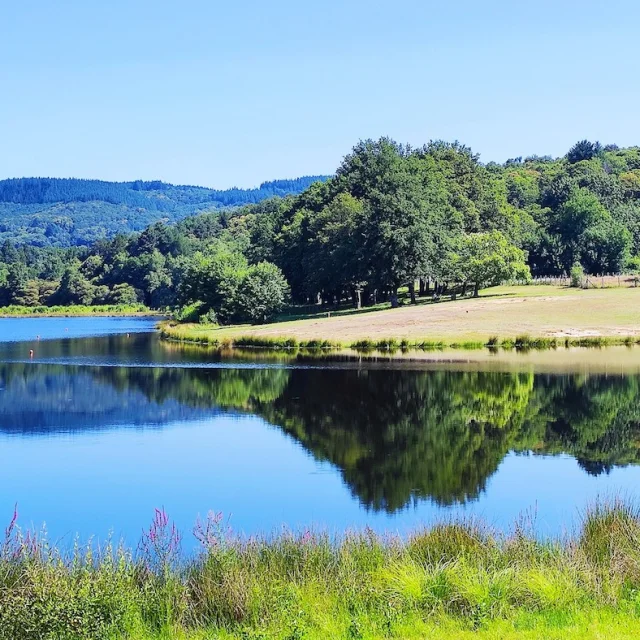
<box><xmin>1</xmin><ymin>138</ymin><xmax>639</xmax><ymax>321</ymax></box>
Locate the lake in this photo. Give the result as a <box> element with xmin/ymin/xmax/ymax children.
<box><xmin>1</xmin><ymin>316</ymin><xmax>640</xmax><ymax>550</ymax></box>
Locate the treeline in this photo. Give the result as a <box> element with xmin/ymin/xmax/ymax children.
<box><xmin>0</xmin><ymin>175</ymin><xmax>329</xmax><ymax>247</ymax></box>
<box><xmin>0</xmin><ymin>176</ymin><xmax>330</xmax><ymax>207</ymax></box>
<box><xmin>1</xmin><ymin>138</ymin><xmax>639</xmax><ymax>322</ymax></box>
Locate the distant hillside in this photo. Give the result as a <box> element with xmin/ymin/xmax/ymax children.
<box><xmin>0</xmin><ymin>175</ymin><xmax>330</xmax><ymax>246</ymax></box>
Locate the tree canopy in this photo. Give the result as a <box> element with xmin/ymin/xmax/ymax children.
<box><xmin>2</xmin><ymin>137</ymin><xmax>640</xmax><ymax>321</ymax></box>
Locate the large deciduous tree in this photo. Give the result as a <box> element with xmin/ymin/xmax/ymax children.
<box><xmin>459</xmin><ymin>231</ymin><xmax>531</xmax><ymax>296</ymax></box>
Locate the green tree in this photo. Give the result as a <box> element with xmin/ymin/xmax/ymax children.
<box><xmin>581</xmin><ymin>220</ymin><xmax>631</xmax><ymax>273</ymax></box>
<box><xmin>305</xmin><ymin>193</ymin><xmax>366</xmax><ymax>304</ymax></box>
<box><xmin>566</xmin><ymin>140</ymin><xmax>603</xmax><ymax>164</ymax></box>
<box><xmin>459</xmin><ymin>231</ymin><xmax>531</xmax><ymax>296</ymax></box>
<box><xmin>235</xmin><ymin>261</ymin><xmax>289</xmax><ymax>323</ymax></box>
<box><xmin>553</xmin><ymin>189</ymin><xmax>610</xmax><ymax>270</ymax></box>
<box><xmin>54</xmin><ymin>267</ymin><xmax>96</xmax><ymax>305</ymax></box>
<box><xmin>108</xmin><ymin>283</ymin><xmax>140</xmax><ymax>305</ymax></box>
<box><xmin>4</xmin><ymin>263</ymin><xmax>34</xmax><ymax>305</ymax></box>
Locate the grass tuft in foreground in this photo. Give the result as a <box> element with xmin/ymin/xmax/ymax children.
<box><xmin>4</xmin><ymin>501</ymin><xmax>640</xmax><ymax>638</ymax></box>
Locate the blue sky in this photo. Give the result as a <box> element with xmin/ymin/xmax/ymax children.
<box><xmin>1</xmin><ymin>0</ymin><xmax>638</xmax><ymax>188</ymax></box>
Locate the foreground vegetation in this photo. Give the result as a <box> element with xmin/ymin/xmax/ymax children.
<box><xmin>160</xmin><ymin>285</ymin><xmax>640</xmax><ymax>349</ymax></box>
<box><xmin>4</xmin><ymin>501</ymin><xmax>640</xmax><ymax>639</ymax></box>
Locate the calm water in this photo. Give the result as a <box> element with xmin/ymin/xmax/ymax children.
<box><xmin>1</xmin><ymin>317</ymin><xmax>640</xmax><ymax>549</ymax></box>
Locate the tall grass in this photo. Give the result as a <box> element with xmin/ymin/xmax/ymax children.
<box><xmin>4</xmin><ymin>500</ymin><xmax>640</xmax><ymax>638</ymax></box>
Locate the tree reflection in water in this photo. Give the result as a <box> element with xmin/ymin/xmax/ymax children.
<box><xmin>1</xmin><ymin>361</ymin><xmax>639</xmax><ymax>513</ymax></box>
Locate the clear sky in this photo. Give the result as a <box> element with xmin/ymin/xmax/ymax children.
<box><xmin>1</xmin><ymin>0</ymin><xmax>638</xmax><ymax>188</ymax></box>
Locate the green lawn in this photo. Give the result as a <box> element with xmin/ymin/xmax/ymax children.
<box><xmin>163</xmin><ymin>285</ymin><xmax>640</xmax><ymax>347</ymax></box>
<box><xmin>129</xmin><ymin>610</ymin><xmax>640</xmax><ymax>639</ymax></box>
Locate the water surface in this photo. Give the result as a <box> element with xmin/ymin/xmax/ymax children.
<box><xmin>0</xmin><ymin>316</ymin><xmax>160</xmax><ymax>343</ymax></box>
<box><xmin>1</xmin><ymin>319</ymin><xmax>640</xmax><ymax>549</ymax></box>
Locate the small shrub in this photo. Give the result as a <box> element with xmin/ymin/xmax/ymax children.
<box><xmin>199</xmin><ymin>308</ymin><xmax>218</xmax><ymax>325</ymax></box>
<box><xmin>570</xmin><ymin>263</ymin><xmax>584</xmax><ymax>288</ymax></box>
<box><xmin>176</xmin><ymin>301</ymin><xmax>207</xmax><ymax>323</ymax></box>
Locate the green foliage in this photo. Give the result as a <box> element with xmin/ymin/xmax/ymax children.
<box><xmin>3</xmin><ymin>138</ymin><xmax>640</xmax><ymax>319</ymax></box>
<box><xmin>108</xmin><ymin>282</ymin><xmax>140</xmax><ymax>305</ymax></box>
<box><xmin>570</xmin><ymin>263</ymin><xmax>584</xmax><ymax>288</ymax></box>
<box><xmin>199</xmin><ymin>308</ymin><xmax>218</xmax><ymax>325</ymax></box>
<box><xmin>459</xmin><ymin>231</ymin><xmax>531</xmax><ymax>294</ymax></box>
<box><xmin>53</xmin><ymin>267</ymin><xmax>96</xmax><ymax>305</ymax></box>
<box><xmin>0</xmin><ymin>176</ymin><xmax>329</xmax><ymax>247</ymax></box>
<box><xmin>566</xmin><ymin>140</ymin><xmax>603</xmax><ymax>164</ymax></box>
<box><xmin>176</xmin><ymin>301</ymin><xmax>207</xmax><ymax>323</ymax></box>
<box><xmin>235</xmin><ymin>262</ymin><xmax>289</xmax><ymax>323</ymax></box>
<box><xmin>625</xmin><ymin>255</ymin><xmax>640</xmax><ymax>273</ymax></box>
<box><xmin>3</xmin><ymin>500</ymin><xmax>640</xmax><ymax>638</ymax></box>
<box><xmin>181</xmin><ymin>242</ymin><xmax>248</xmax><ymax>322</ymax></box>
<box><xmin>0</xmin><ymin>304</ymin><xmax>149</xmax><ymax>316</ymax></box>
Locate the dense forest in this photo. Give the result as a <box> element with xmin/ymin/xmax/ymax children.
<box><xmin>1</xmin><ymin>138</ymin><xmax>639</xmax><ymax>323</ymax></box>
<box><xmin>0</xmin><ymin>175</ymin><xmax>329</xmax><ymax>247</ymax></box>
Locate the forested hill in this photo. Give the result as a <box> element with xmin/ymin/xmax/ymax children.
<box><xmin>0</xmin><ymin>175</ymin><xmax>330</xmax><ymax>247</ymax></box>
<box><xmin>2</xmin><ymin>138</ymin><xmax>640</xmax><ymax>320</ymax></box>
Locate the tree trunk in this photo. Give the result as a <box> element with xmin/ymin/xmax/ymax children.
<box><xmin>409</xmin><ymin>280</ymin><xmax>416</xmax><ymax>304</ymax></box>
<box><xmin>390</xmin><ymin>289</ymin><xmax>399</xmax><ymax>308</ymax></box>
<box><xmin>474</xmin><ymin>282</ymin><xmax>480</xmax><ymax>297</ymax></box>
<box><xmin>419</xmin><ymin>278</ymin><xmax>426</xmax><ymax>296</ymax></box>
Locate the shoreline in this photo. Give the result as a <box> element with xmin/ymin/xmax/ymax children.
<box><xmin>160</xmin><ymin>320</ymin><xmax>640</xmax><ymax>352</ymax></box>
<box><xmin>160</xmin><ymin>284</ymin><xmax>640</xmax><ymax>352</ymax></box>
<box><xmin>0</xmin><ymin>304</ymin><xmax>158</xmax><ymax>318</ymax></box>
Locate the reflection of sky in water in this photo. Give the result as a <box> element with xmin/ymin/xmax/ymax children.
<box><xmin>0</xmin><ymin>317</ymin><xmax>639</xmax><ymax>551</ymax></box>
<box><xmin>2</xmin><ymin>413</ymin><xmax>639</xmax><ymax>551</ymax></box>
<box><xmin>0</xmin><ymin>316</ymin><xmax>160</xmax><ymax>343</ymax></box>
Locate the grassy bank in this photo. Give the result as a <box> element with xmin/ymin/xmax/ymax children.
<box><xmin>161</xmin><ymin>322</ymin><xmax>640</xmax><ymax>352</ymax></box>
<box><xmin>161</xmin><ymin>285</ymin><xmax>640</xmax><ymax>351</ymax></box>
<box><xmin>0</xmin><ymin>303</ymin><xmax>154</xmax><ymax>317</ymax></box>
<box><xmin>4</xmin><ymin>501</ymin><xmax>640</xmax><ymax>638</ymax></box>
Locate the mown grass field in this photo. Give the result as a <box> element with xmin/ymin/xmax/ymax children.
<box><xmin>4</xmin><ymin>501</ymin><xmax>640</xmax><ymax>639</ymax></box>
<box><xmin>164</xmin><ymin>285</ymin><xmax>640</xmax><ymax>346</ymax></box>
